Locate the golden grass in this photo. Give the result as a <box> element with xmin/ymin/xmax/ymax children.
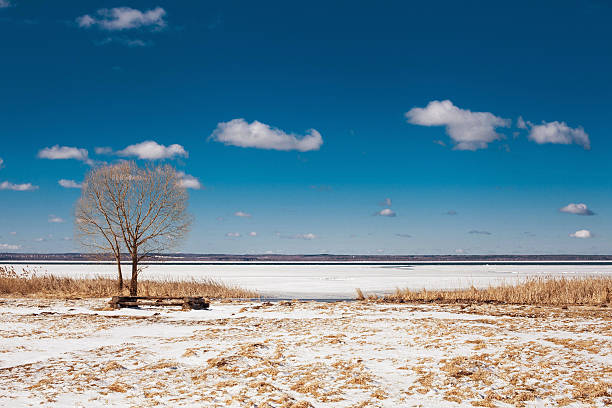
<box><xmin>0</xmin><ymin>266</ymin><xmax>259</xmax><ymax>299</ymax></box>
<box><xmin>378</xmin><ymin>276</ymin><xmax>611</xmax><ymax>306</ymax></box>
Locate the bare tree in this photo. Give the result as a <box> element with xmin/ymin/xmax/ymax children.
<box><xmin>76</xmin><ymin>161</ymin><xmax>192</xmax><ymax>296</ymax></box>
<box><xmin>75</xmin><ymin>169</ymin><xmax>126</xmax><ymax>292</ymax></box>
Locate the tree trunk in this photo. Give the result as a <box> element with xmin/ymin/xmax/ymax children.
<box><xmin>116</xmin><ymin>258</ymin><xmax>123</xmax><ymax>293</ymax></box>
<box><xmin>129</xmin><ymin>255</ymin><xmax>138</xmax><ymax>296</ymax></box>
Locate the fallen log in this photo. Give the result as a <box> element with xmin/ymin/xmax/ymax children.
<box><xmin>109</xmin><ymin>296</ymin><xmax>209</xmax><ymax>310</ymax></box>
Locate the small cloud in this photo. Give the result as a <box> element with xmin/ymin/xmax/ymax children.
<box><xmin>376</xmin><ymin>208</ymin><xmax>396</xmax><ymax>217</ymax></box>
<box><xmin>293</xmin><ymin>232</ymin><xmax>317</xmax><ymax>241</ymax></box>
<box><xmin>38</xmin><ymin>145</ymin><xmax>92</xmax><ymax>165</ymax></box>
<box><xmin>455</xmin><ymin>248</ymin><xmax>465</xmax><ymax>254</ymax></box>
<box><xmin>210</xmin><ymin>118</ymin><xmax>323</xmax><ymax>152</ymax></box>
<box><xmin>560</xmin><ymin>203</ymin><xmax>594</xmax><ymax>216</ymax></box>
<box><xmin>309</xmin><ymin>185</ymin><xmax>332</xmax><ymax>192</ymax></box>
<box><xmin>469</xmin><ymin>230</ymin><xmax>492</xmax><ymax>235</ymax></box>
<box><xmin>0</xmin><ymin>181</ymin><xmax>38</xmax><ymax>191</ymax></box>
<box><xmin>446</xmin><ymin>210</ymin><xmax>458</xmax><ymax>216</ymax></box>
<box><xmin>522</xmin><ymin>119</ymin><xmax>590</xmax><ymax>149</ymax></box>
<box><xmin>116</xmin><ymin>141</ymin><xmax>188</xmax><ymax>160</ymax></box>
<box><xmin>234</xmin><ymin>211</ymin><xmax>251</xmax><ymax>218</ymax></box>
<box><xmin>406</xmin><ymin>100</ymin><xmax>510</xmax><ymax>151</ymax></box>
<box><xmin>48</xmin><ymin>215</ymin><xmax>64</xmax><ymax>223</ymax></box>
<box><xmin>9</xmin><ymin>231</ymin><xmax>16</xmax><ymax>235</ymax></box>
<box><xmin>0</xmin><ymin>158</ymin><xmax>4</xmax><ymax>168</ymax></box>
<box><xmin>177</xmin><ymin>172</ymin><xmax>202</xmax><ymax>190</ymax></box>
<box><xmin>380</xmin><ymin>198</ymin><xmax>392</xmax><ymax>207</ymax></box>
<box><xmin>58</xmin><ymin>179</ymin><xmax>82</xmax><ymax>189</ymax></box>
<box><xmin>95</xmin><ymin>146</ymin><xmax>113</xmax><ymax>155</ymax></box>
<box><xmin>62</xmin><ymin>237</ymin><xmax>72</xmax><ymax>241</ymax></box>
<box><xmin>225</xmin><ymin>232</ymin><xmax>241</xmax><ymax>238</ymax></box>
<box><xmin>248</xmin><ymin>231</ymin><xmax>257</xmax><ymax>237</ymax></box>
<box><xmin>0</xmin><ymin>1</ymin><xmax>11</xmax><ymax>9</ymax></box>
<box><xmin>570</xmin><ymin>229</ymin><xmax>592</xmax><ymax>239</ymax></box>
<box><xmin>76</xmin><ymin>7</ymin><xmax>167</xmax><ymax>31</ymax></box>
<box><xmin>433</xmin><ymin>140</ymin><xmax>446</xmax><ymax>147</ymax></box>
<box><xmin>276</xmin><ymin>232</ymin><xmax>317</xmax><ymax>241</ymax></box>
<box><xmin>517</xmin><ymin>116</ymin><xmax>528</xmax><ymax>129</ymax></box>
<box><xmin>395</xmin><ymin>233</ymin><xmax>412</xmax><ymax>238</ymax></box>
<box><xmin>95</xmin><ymin>37</ymin><xmax>153</xmax><ymax>47</ymax></box>
<box><xmin>0</xmin><ymin>243</ymin><xmax>20</xmax><ymax>250</ymax></box>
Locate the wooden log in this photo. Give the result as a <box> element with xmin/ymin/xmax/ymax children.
<box><xmin>108</xmin><ymin>296</ymin><xmax>209</xmax><ymax>310</ymax></box>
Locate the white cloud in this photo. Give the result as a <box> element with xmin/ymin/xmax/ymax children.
<box><xmin>210</xmin><ymin>119</ymin><xmax>323</xmax><ymax>152</ymax></box>
<box><xmin>48</xmin><ymin>215</ymin><xmax>64</xmax><ymax>223</ymax></box>
<box><xmin>77</xmin><ymin>7</ymin><xmax>166</xmax><ymax>31</ymax></box>
<box><xmin>248</xmin><ymin>231</ymin><xmax>257</xmax><ymax>237</ymax></box>
<box><xmin>293</xmin><ymin>233</ymin><xmax>316</xmax><ymax>240</ymax></box>
<box><xmin>0</xmin><ymin>243</ymin><xmax>20</xmax><ymax>250</ymax></box>
<box><xmin>117</xmin><ymin>141</ymin><xmax>188</xmax><ymax>160</ymax></box>
<box><xmin>376</xmin><ymin>208</ymin><xmax>396</xmax><ymax>217</ymax></box>
<box><xmin>95</xmin><ymin>37</ymin><xmax>152</xmax><ymax>47</ymax></box>
<box><xmin>405</xmin><ymin>100</ymin><xmax>511</xmax><ymax>151</ymax></box>
<box><xmin>517</xmin><ymin>116</ymin><xmax>527</xmax><ymax>129</ymax></box>
<box><xmin>0</xmin><ymin>158</ymin><xmax>4</xmax><ymax>168</ymax></box>
<box><xmin>95</xmin><ymin>147</ymin><xmax>113</xmax><ymax>155</ymax></box>
<box><xmin>560</xmin><ymin>203</ymin><xmax>594</xmax><ymax>216</ymax></box>
<box><xmin>234</xmin><ymin>211</ymin><xmax>251</xmax><ymax>218</ymax></box>
<box><xmin>226</xmin><ymin>232</ymin><xmax>241</xmax><ymax>238</ymax></box>
<box><xmin>9</xmin><ymin>231</ymin><xmax>16</xmax><ymax>235</ymax></box>
<box><xmin>38</xmin><ymin>145</ymin><xmax>92</xmax><ymax>164</ymax></box>
<box><xmin>381</xmin><ymin>198</ymin><xmax>392</xmax><ymax>207</ymax></box>
<box><xmin>526</xmin><ymin>120</ymin><xmax>590</xmax><ymax>150</ymax></box>
<box><xmin>570</xmin><ymin>229</ymin><xmax>592</xmax><ymax>239</ymax></box>
<box><xmin>0</xmin><ymin>1</ymin><xmax>11</xmax><ymax>9</ymax></box>
<box><xmin>0</xmin><ymin>181</ymin><xmax>38</xmax><ymax>191</ymax></box>
<box><xmin>58</xmin><ymin>179</ymin><xmax>82</xmax><ymax>189</ymax></box>
<box><xmin>176</xmin><ymin>172</ymin><xmax>202</xmax><ymax>190</ymax></box>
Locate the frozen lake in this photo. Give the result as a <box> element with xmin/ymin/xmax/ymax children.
<box><xmin>3</xmin><ymin>262</ymin><xmax>612</xmax><ymax>299</ymax></box>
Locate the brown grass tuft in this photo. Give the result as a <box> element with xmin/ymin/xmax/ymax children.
<box><xmin>355</xmin><ymin>288</ymin><xmax>365</xmax><ymax>301</ymax></box>
<box><xmin>382</xmin><ymin>276</ymin><xmax>611</xmax><ymax>306</ymax></box>
<box><xmin>0</xmin><ymin>266</ymin><xmax>259</xmax><ymax>299</ymax></box>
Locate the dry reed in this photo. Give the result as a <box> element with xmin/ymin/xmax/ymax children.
<box><xmin>0</xmin><ymin>266</ymin><xmax>259</xmax><ymax>299</ymax></box>
<box><xmin>379</xmin><ymin>276</ymin><xmax>611</xmax><ymax>306</ymax></box>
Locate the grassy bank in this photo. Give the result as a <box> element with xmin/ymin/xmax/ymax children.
<box><xmin>0</xmin><ymin>267</ymin><xmax>258</xmax><ymax>299</ymax></box>
<box><xmin>367</xmin><ymin>276</ymin><xmax>611</xmax><ymax>306</ymax></box>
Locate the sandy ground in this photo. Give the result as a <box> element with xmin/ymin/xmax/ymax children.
<box><xmin>0</xmin><ymin>298</ymin><xmax>610</xmax><ymax>407</ymax></box>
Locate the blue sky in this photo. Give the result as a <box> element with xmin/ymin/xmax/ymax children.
<box><xmin>0</xmin><ymin>0</ymin><xmax>611</xmax><ymax>254</ymax></box>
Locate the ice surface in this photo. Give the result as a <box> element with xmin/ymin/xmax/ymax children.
<box><xmin>2</xmin><ymin>262</ymin><xmax>611</xmax><ymax>299</ymax></box>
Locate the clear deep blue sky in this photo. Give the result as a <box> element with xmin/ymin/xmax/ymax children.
<box><xmin>0</xmin><ymin>0</ymin><xmax>611</xmax><ymax>254</ymax></box>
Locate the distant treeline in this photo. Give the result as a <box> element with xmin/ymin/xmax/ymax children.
<box><xmin>1</xmin><ymin>253</ymin><xmax>612</xmax><ymax>262</ymax></box>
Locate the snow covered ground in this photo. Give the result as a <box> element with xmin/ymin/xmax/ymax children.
<box><xmin>0</xmin><ymin>299</ymin><xmax>610</xmax><ymax>407</ymax></box>
<box><xmin>2</xmin><ymin>263</ymin><xmax>612</xmax><ymax>299</ymax></box>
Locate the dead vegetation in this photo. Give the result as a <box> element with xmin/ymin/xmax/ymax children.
<box><xmin>0</xmin><ymin>299</ymin><xmax>610</xmax><ymax>407</ymax></box>
<box><xmin>0</xmin><ymin>266</ymin><xmax>258</xmax><ymax>299</ymax></box>
<box><xmin>376</xmin><ymin>276</ymin><xmax>612</xmax><ymax>306</ymax></box>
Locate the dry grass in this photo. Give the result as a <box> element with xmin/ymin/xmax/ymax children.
<box><xmin>0</xmin><ymin>266</ymin><xmax>259</xmax><ymax>299</ymax></box>
<box><xmin>379</xmin><ymin>276</ymin><xmax>611</xmax><ymax>306</ymax></box>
